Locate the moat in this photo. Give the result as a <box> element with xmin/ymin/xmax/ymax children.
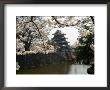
<box><xmin>16</xmin><ymin>63</ymin><xmax>90</xmax><ymax>74</ymax></box>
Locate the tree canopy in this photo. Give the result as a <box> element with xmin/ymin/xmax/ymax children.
<box><xmin>16</xmin><ymin>16</ymin><xmax>94</xmax><ymax>55</ymax></box>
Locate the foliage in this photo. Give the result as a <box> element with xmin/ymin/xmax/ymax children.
<box><xmin>75</xmin><ymin>32</ymin><xmax>94</xmax><ymax>64</ymax></box>
<box><xmin>16</xmin><ymin>16</ymin><xmax>94</xmax><ymax>55</ymax></box>
<box><xmin>16</xmin><ymin>16</ymin><xmax>49</xmax><ymax>52</ymax></box>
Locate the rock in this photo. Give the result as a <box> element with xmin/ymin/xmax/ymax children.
<box><xmin>87</xmin><ymin>64</ymin><xmax>94</xmax><ymax>74</ymax></box>
<box><xmin>16</xmin><ymin>62</ymin><xmax>20</xmax><ymax>71</ymax></box>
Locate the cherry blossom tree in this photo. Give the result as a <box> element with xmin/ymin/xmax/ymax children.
<box><xmin>16</xmin><ymin>16</ymin><xmax>94</xmax><ymax>54</ymax></box>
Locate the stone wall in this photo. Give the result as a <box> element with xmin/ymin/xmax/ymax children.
<box><xmin>16</xmin><ymin>53</ymin><xmax>67</xmax><ymax>69</ymax></box>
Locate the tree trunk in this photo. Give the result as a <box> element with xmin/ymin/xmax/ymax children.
<box><xmin>90</xmin><ymin>16</ymin><xmax>94</xmax><ymax>24</ymax></box>
<box><xmin>24</xmin><ymin>42</ymin><xmax>30</xmax><ymax>51</ymax></box>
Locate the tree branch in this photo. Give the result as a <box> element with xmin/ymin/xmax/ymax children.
<box><xmin>51</xmin><ymin>16</ymin><xmax>66</xmax><ymax>27</ymax></box>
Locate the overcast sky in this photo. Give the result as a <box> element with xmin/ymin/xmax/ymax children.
<box><xmin>48</xmin><ymin>27</ymin><xmax>79</xmax><ymax>46</ymax></box>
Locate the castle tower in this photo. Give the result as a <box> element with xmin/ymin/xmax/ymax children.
<box><xmin>52</xmin><ymin>30</ymin><xmax>73</xmax><ymax>60</ymax></box>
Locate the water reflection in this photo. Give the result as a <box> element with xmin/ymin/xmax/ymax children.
<box><xmin>17</xmin><ymin>63</ymin><xmax>91</xmax><ymax>74</ymax></box>
<box><xmin>67</xmin><ymin>64</ymin><xmax>90</xmax><ymax>74</ymax></box>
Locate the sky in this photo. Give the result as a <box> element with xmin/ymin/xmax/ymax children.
<box><xmin>48</xmin><ymin>27</ymin><xmax>79</xmax><ymax>46</ymax></box>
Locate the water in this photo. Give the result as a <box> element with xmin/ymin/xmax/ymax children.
<box><xmin>67</xmin><ymin>64</ymin><xmax>90</xmax><ymax>74</ymax></box>
<box><xmin>17</xmin><ymin>63</ymin><xmax>90</xmax><ymax>74</ymax></box>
